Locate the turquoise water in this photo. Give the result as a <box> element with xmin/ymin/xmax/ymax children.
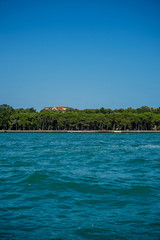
<box><xmin>0</xmin><ymin>133</ymin><xmax>160</xmax><ymax>240</ymax></box>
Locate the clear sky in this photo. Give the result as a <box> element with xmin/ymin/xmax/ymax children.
<box><xmin>0</xmin><ymin>0</ymin><xmax>160</xmax><ymax>111</ymax></box>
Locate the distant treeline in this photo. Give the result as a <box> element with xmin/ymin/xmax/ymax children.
<box><xmin>0</xmin><ymin>104</ymin><xmax>160</xmax><ymax>130</ymax></box>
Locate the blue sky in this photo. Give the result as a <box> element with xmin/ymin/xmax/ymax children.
<box><xmin>0</xmin><ymin>0</ymin><xmax>160</xmax><ymax>111</ymax></box>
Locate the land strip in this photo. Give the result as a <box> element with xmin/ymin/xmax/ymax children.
<box><xmin>0</xmin><ymin>130</ymin><xmax>160</xmax><ymax>133</ymax></box>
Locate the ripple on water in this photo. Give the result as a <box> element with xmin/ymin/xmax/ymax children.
<box><xmin>0</xmin><ymin>133</ymin><xmax>160</xmax><ymax>239</ymax></box>
<box><xmin>121</xmin><ymin>185</ymin><xmax>153</xmax><ymax>196</ymax></box>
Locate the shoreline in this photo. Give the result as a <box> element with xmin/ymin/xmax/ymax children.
<box><xmin>0</xmin><ymin>130</ymin><xmax>160</xmax><ymax>133</ymax></box>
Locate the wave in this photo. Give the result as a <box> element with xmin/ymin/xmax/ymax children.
<box><xmin>121</xmin><ymin>185</ymin><xmax>152</xmax><ymax>196</ymax></box>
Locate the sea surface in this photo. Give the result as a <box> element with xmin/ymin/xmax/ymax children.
<box><xmin>0</xmin><ymin>133</ymin><xmax>160</xmax><ymax>240</ymax></box>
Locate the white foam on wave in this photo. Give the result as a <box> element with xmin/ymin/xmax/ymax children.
<box><xmin>108</xmin><ymin>144</ymin><xmax>160</xmax><ymax>151</ymax></box>
<box><xmin>139</xmin><ymin>144</ymin><xmax>160</xmax><ymax>149</ymax></box>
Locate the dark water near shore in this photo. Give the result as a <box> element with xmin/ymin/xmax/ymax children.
<box><xmin>0</xmin><ymin>133</ymin><xmax>160</xmax><ymax>240</ymax></box>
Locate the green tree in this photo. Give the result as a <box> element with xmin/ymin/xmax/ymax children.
<box><xmin>0</xmin><ymin>104</ymin><xmax>14</xmax><ymax>129</ymax></box>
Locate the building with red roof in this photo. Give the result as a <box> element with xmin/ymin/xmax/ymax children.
<box><xmin>44</xmin><ymin>106</ymin><xmax>68</xmax><ymax>112</ymax></box>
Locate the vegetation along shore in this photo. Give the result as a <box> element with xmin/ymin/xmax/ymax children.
<box><xmin>0</xmin><ymin>104</ymin><xmax>160</xmax><ymax>131</ymax></box>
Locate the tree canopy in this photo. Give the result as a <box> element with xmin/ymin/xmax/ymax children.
<box><xmin>0</xmin><ymin>104</ymin><xmax>160</xmax><ymax>130</ymax></box>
